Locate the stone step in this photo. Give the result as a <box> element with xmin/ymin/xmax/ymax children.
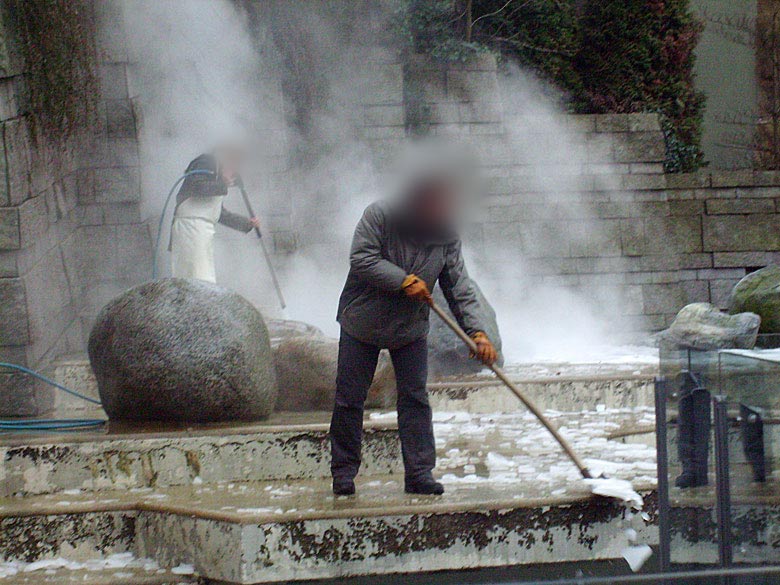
<box><xmin>1</xmin><ymin>408</ymin><xmax>656</xmax><ymax>497</ymax></box>
<box><xmin>136</xmin><ymin>477</ymin><xmax>657</xmax><ymax>584</ymax></box>
<box><xmin>668</xmin><ymin>472</ymin><xmax>780</xmax><ymax>565</ymax></box>
<box><xmin>0</xmin><ymin>477</ymin><xmax>657</xmax><ymax>584</ymax></box>
<box><xmin>0</xmin><ymin>414</ymin><xmax>401</xmax><ymax>497</ymax></box>
<box><xmin>428</xmin><ymin>373</ymin><xmax>654</xmax><ymax>414</ymax></box>
<box><xmin>47</xmin><ymin>356</ymin><xmax>101</xmax><ymax>412</ymax></box>
<box><xmin>46</xmin><ymin>357</ymin><xmax>657</xmax><ymax>416</ymax></box>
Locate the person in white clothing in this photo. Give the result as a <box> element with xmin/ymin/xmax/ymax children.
<box><xmin>170</xmin><ymin>148</ymin><xmax>261</xmax><ymax>283</ymax></box>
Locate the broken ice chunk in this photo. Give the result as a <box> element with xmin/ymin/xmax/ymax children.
<box><xmin>622</xmin><ymin>544</ymin><xmax>652</xmax><ymax>572</ymax></box>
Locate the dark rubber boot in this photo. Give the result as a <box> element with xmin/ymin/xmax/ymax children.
<box><xmin>741</xmin><ymin>404</ymin><xmax>766</xmax><ymax>483</ymax></box>
<box><xmin>405</xmin><ymin>478</ymin><xmax>444</xmax><ymax>495</ymax></box>
<box><xmin>675</xmin><ymin>372</ymin><xmax>710</xmax><ymax>488</ymax></box>
<box><xmin>332</xmin><ymin>478</ymin><xmax>356</xmax><ymax>496</ymax></box>
<box><xmin>691</xmin><ymin>387</ymin><xmax>711</xmax><ymax>487</ymax></box>
<box><xmin>675</xmin><ymin>471</ymin><xmax>700</xmax><ymax>488</ymax></box>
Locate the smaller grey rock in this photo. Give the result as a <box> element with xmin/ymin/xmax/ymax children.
<box><xmin>428</xmin><ymin>284</ymin><xmax>503</xmax><ymax>376</ymax></box>
<box><xmin>658</xmin><ymin>302</ymin><xmax>760</xmax><ymax>351</ymax></box>
<box><xmin>266</xmin><ymin>319</ymin><xmax>325</xmax><ymax>348</ymax></box>
<box><xmin>273</xmin><ymin>336</ymin><xmax>396</xmax><ymax>411</ymax></box>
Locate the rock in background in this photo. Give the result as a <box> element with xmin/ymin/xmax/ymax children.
<box><xmin>428</xmin><ymin>284</ymin><xmax>503</xmax><ymax>376</ymax></box>
<box><xmin>266</xmin><ymin>319</ymin><xmax>325</xmax><ymax>348</ymax></box>
<box><xmin>273</xmin><ymin>335</ymin><xmax>396</xmax><ymax>411</ymax></box>
<box><xmin>730</xmin><ymin>265</ymin><xmax>780</xmax><ymax>334</ymax></box>
<box><xmin>658</xmin><ymin>302</ymin><xmax>760</xmax><ymax>350</ymax></box>
<box><xmin>89</xmin><ymin>278</ymin><xmax>277</xmax><ymax>422</ymax></box>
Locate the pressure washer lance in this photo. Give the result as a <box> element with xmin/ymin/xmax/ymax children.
<box><xmin>429</xmin><ymin>300</ymin><xmax>598</xmax><ymax>480</ymax></box>
<box><xmin>237</xmin><ymin>181</ymin><xmax>286</xmax><ymax>310</ymax></box>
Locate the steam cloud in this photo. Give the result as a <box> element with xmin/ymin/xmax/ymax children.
<box><xmin>111</xmin><ymin>0</ymin><xmax>640</xmax><ymax>363</ymax></box>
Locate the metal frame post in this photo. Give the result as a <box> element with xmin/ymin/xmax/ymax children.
<box><xmin>713</xmin><ymin>394</ymin><xmax>733</xmax><ymax>568</ymax></box>
<box><xmin>654</xmin><ymin>376</ymin><xmax>671</xmax><ymax>573</ymax></box>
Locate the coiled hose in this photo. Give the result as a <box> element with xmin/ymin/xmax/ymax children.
<box><xmin>0</xmin><ymin>362</ymin><xmax>105</xmax><ymax>432</ymax></box>
<box><xmin>1</xmin><ymin>172</ymin><xmax>216</xmax><ymax>432</ymax></box>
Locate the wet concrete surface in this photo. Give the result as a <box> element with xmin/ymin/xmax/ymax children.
<box><xmin>0</xmin><ymin>408</ymin><xmax>659</xmax><ymax>520</ymax></box>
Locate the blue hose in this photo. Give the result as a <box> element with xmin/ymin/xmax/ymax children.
<box><xmin>0</xmin><ymin>362</ymin><xmax>106</xmax><ymax>432</ymax></box>
<box><xmin>152</xmin><ymin>169</ymin><xmax>216</xmax><ymax>279</ymax></box>
<box><xmin>2</xmin><ymin>169</ymin><xmax>216</xmax><ymax>433</ymax></box>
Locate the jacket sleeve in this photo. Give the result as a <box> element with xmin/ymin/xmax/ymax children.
<box><xmin>218</xmin><ymin>207</ymin><xmax>254</xmax><ymax>233</ymax></box>
<box><xmin>349</xmin><ymin>204</ymin><xmax>407</xmax><ymax>292</ymax></box>
<box><xmin>438</xmin><ymin>240</ymin><xmax>488</xmax><ymax>336</ymax></box>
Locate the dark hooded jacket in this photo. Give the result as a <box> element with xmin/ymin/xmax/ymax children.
<box><xmin>173</xmin><ymin>153</ymin><xmax>254</xmax><ymax>233</ymax></box>
<box><xmin>337</xmin><ymin>200</ymin><xmax>490</xmax><ymax>349</ymax></box>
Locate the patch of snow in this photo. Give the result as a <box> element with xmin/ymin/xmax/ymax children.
<box><xmin>0</xmin><ymin>553</ymin><xmax>160</xmax><ymax>578</ymax></box>
<box><xmin>368</xmin><ymin>411</ymin><xmax>397</xmax><ymax>422</ymax></box>
<box><xmin>171</xmin><ymin>563</ymin><xmax>195</xmax><ymax>575</ymax></box>
<box><xmin>622</xmin><ymin>544</ymin><xmax>653</xmax><ymax>572</ymax></box>
<box><xmin>584</xmin><ymin>477</ymin><xmax>643</xmax><ymax>509</ymax></box>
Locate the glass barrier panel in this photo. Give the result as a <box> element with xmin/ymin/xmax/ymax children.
<box><xmin>659</xmin><ymin>344</ymin><xmax>720</xmax><ymax>566</ymax></box>
<box><xmin>717</xmin><ymin>344</ymin><xmax>780</xmax><ymax>566</ymax></box>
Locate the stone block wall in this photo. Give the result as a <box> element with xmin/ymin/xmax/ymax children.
<box><xmin>0</xmin><ymin>1</ymin><xmax>149</xmax><ymax>415</ymax></box>
<box><xmin>355</xmin><ymin>54</ymin><xmax>780</xmax><ymax>332</ymax></box>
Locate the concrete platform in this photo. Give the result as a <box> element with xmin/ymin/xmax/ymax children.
<box><xmin>0</xmin><ymin>405</ymin><xmax>659</xmax><ymax>583</ymax></box>
<box><xmin>0</xmin><ymin>358</ymin><xmax>663</xmax><ymax>583</ymax></box>
<box><xmin>1</xmin><ymin>406</ymin><xmax>656</xmax><ymax>497</ymax></box>
<box><xmin>0</xmin><ymin>416</ymin><xmax>401</xmax><ymax>497</ymax></box>
<box><xmin>0</xmin><ymin>475</ymin><xmax>657</xmax><ymax>584</ymax></box>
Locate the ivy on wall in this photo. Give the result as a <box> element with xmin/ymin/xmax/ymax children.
<box><xmin>9</xmin><ymin>0</ymin><xmax>99</xmax><ymax>143</ymax></box>
<box><xmin>397</xmin><ymin>0</ymin><xmax>707</xmax><ymax>173</ymax></box>
<box><xmin>576</xmin><ymin>0</ymin><xmax>706</xmax><ymax>173</ymax></box>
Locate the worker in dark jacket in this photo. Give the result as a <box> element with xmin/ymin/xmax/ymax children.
<box><xmin>330</xmin><ymin>173</ymin><xmax>498</xmax><ymax>496</ymax></box>
<box><xmin>170</xmin><ymin>148</ymin><xmax>261</xmax><ymax>282</ymax></box>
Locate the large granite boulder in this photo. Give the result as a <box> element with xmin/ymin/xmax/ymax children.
<box><xmin>273</xmin><ymin>336</ymin><xmax>396</xmax><ymax>411</ymax></box>
<box><xmin>658</xmin><ymin>302</ymin><xmax>760</xmax><ymax>350</ymax></box>
<box><xmin>266</xmin><ymin>319</ymin><xmax>325</xmax><ymax>348</ymax></box>
<box><xmin>428</xmin><ymin>284</ymin><xmax>503</xmax><ymax>376</ymax></box>
<box><xmin>730</xmin><ymin>265</ymin><xmax>780</xmax><ymax>333</ymax></box>
<box><xmin>88</xmin><ymin>278</ymin><xmax>277</xmax><ymax>422</ymax></box>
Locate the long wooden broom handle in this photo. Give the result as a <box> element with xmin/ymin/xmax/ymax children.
<box><xmin>429</xmin><ymin>301</ymin><xmax>593</xmax><ymax>479</ymax></box>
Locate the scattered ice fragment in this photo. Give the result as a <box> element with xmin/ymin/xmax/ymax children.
<box><xmin>622</xmin><ymin>544</ymin><xmax>652</xmax><ymax>572</ymax></box>
<box><xmin>192</xmin><ymin>476</ymin><xmax>203</xmax><ymax>485</ymax></box>
<box><xmin>486</xmin><ymin>452</ymin><xmax>515</xmax><ymax>471</ymax></box>
<box><xmin>368</xmin><ymin>411</ymin><xmax>397</xmax><ymax>422</ymax></box>
<box><xmin>171</xmin><ymin>563</ymin><xmax>195</xmax><ymax>575</ymax></box>
<box><xmin>625</xmin><ymin>528</ymin><xmax>637</xmax><ymax>542</ymax></box>
<box><xmin>584</xmin><ymin>478</ymin><xmax>643</xmax><ymax>509</ymax></box>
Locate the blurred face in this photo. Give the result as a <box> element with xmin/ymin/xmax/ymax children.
<box><xmin>221</xmin><ymin>161</ymin><xmax>239</xmax><ymax>186</ymax></box>
<box><xmin>408</xmin><ymin>178</ymin><xmax>458</xmax><ymax>231</ymax></box>
<box><xmin>216</xmin><ymin>146</ymin><xmax>243</xmax><ymax>186</ymax></box>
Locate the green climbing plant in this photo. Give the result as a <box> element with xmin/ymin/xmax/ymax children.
<box><xmin>397</xmin><ymin>0</ymin><xmax>707</xmax><ymax>172</ymax></box>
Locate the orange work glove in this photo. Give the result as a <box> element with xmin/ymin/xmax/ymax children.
<box><xmin>401</xmin><ymin>274</ymin><xmax>432</xmax><ymax>305</ymax></box>
<box><xmin>470</xmin><ymin>331</ymin><xmax>497</xmax><ymax>366</ymax></box>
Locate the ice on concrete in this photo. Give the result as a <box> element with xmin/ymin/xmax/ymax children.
<box><xmin>171</xmin><ymin>563</ymin><xmax>195</xmax><ymax>575</ymax></box>
<box><xmin>585</xmin><ymin>478</ymin><xmax>643</xmax><ymax>509</ymax></box>
<box><xmin>0</xmin><ymin>553</ymin><xmax>160</xmax><ymax>579</ymax></box>
<box><xmin>622</xmin><ymin>544</ymin><xmax>653</xmax><ymax>572</ymax></box>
